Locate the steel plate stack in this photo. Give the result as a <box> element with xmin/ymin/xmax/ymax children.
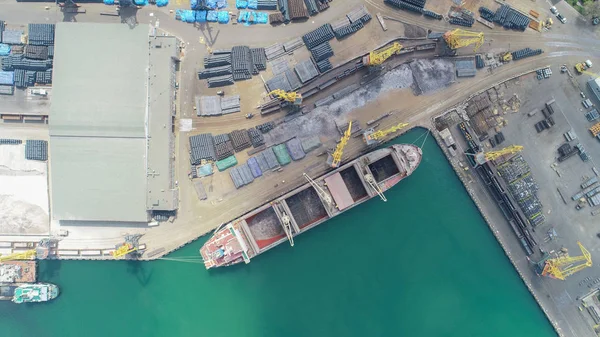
<box><xmin>294</xmin><ymin>59</ymin><xmax>319</xmax><ymax>83</ymax></box>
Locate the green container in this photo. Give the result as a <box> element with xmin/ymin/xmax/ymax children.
<box><xmin>273</xmin><ymin>144</ymin><xmax>291</xmax><ymax>166</ymax></box>
<box><xmin>215</xmin><ymin>155</ymin><xmax>238</xmax><ymax>171</ymax></box>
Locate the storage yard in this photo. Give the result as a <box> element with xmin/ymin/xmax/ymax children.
<box><xmin>2</xmin><ymin>0</ymin><xmax>600</xmax><ymax>333</ymax></box>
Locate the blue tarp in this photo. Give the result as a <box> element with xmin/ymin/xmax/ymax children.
<box><xmin>195</xmin><ymin>10</ymin><xmax>207</xmax><ymax>22</ymax></box>
<box><xmin>156</xmin><ymin>0</ymin><xmax>168</xmax><ymax>7</ymax></box>
<box><xmin>103</xmin><ymin>0</ymin><xmax>115</xmax><ymax>5</ymax></box>
<box><xmin>0</xmin><ymin>44</ymin><xmax>10</xmax><ymax>56</ymax></box>
<box><xmin>247</xmin><ymin>157</ymin><xmax>262</xmax><ymax>178</ymax></box>
<box><xmin>134</xmin><ymin>0</ymin><xmax>148</xmax><ymax>6</ymax></box>
<box><xmin>191</xmin><ymin>0</ymin><xmax>226</xmax><ymax>9</ymax></box>
<box><xmin>197</xmin><ymin>164</ymin><xmax>214</xmax><ymax>177</ymax></box>
<box><xmin>247</xmin><ymin>0</ymin><xmax>257</xmax><ymax>9</ymax></box>
<box><xmin>0</xmin><ymin>71</ymin><xmax>15</xmax><ymax>85</ymax></box>
<box><xmin>217</xmin><ymin>11</ymin><xmax>229</xmax><ymax>23</ymax></box>
<box><xmin>236</xmin><ymin>0</ymin><xmax>247</xmax><ymax>8</ymax></box>
<box><xmin>238</xmin><ymin>10</ymin><xmax>268</xmax><ymax>25</ymax></box>
<box><xmin>176</xmin><ymin>9</ymin><xmax>207</xmax><ymax>22</ymax></box>
<box><xmin>206</xmin><ymin>10</ymin><xmax>218</xmax><ymax>22</ymax></box>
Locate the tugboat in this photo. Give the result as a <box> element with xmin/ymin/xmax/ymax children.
<box><xmin>12</xmin><ymin>283</ymin><xmax>59</xmax><ymax>304</ymax></box>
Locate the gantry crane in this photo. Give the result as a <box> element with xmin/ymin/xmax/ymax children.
<box><xmin>327</xmin><ymin>121</ymin><xmax>352</xmax><ymax>168</ymax></box>
<box><xmin>0</xmin><ymin>250</ymin><xmax>37</xmax><ymax>263</ymax></box>
<box><xmin>443</xmin><ymin>29</ymin><xmax>485</xmax><ymax>52</ymax></box>
<box><xmin>362</xmin><ymin>42</ymin><xmax>403</xmax><ymax>66</ymax></box>
<box><xmin>268</xmin><ymin>89</ymin><xmax>303</xmax><ymax>105</ymax></box>
<box><xmin>541</xmin><ymin>242</ymin><xmax>592</xmax><ymax>280</ymax></box>
<box><xmin>362</xmin><ymin>122</ymin><xmax>409</xmax><ymax>146</ymax></box>
<box><xmin>474</xmin><ymin>145</ymin><xmax>523</xmax><ymax>165</ymax></box>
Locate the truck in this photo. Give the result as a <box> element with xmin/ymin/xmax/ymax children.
<box><xmin>576</xmin><ymin>60</ymin><xmax>593</xmax><ymax>74</ymax></box>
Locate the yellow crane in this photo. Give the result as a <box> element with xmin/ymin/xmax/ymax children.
<box><xmin>268</xmin><ymin>89</ymin><xmax>303</xmax><ymax>105</ymax></box>
<box><xmin>111</xmin><ymin>243</ymin><xmax>138</xmax><ymax>258</ymax></box>
<box><xmin>443</xmin><ymin>29</ymin><xmax>485</xmax><ymax>52</ymax></box>
<box><xmin>0</xmin><ymin>250</ymin><xmax>37</xmax><ymax>263</ymax></box>
<box><xmin>542</xmin><ymin>242</ymin><xmax>592</xmax><ymax>280</ymax></box>
<box><xmin>575</xmin><ymin>60</ymin><xmax>593</xmax><ymax>74</ymax></box>
<box><xmin>328</xmin><ymin>121</ymin><xmax>352</xmax><ymax>168</ymax></box>
<box><xmin>362</xmin><ymin>42</ymin><xmax>403</xmax><ymax>66</ymax></box>
<box><xmin>578</xmin><ymin>70</ymin><xmax>599</xmax><ymax>78</ymax></box>
<box><xmin>362</xmin><ymin>122</ymin><xmax>409</xmax><ymax>146</ymax></box>
<box><xmin>474</xmin><ymin>145</ymin><xmax>523</xmax><ymax>164</ymax></box>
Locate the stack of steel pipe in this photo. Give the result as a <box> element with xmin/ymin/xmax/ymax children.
<box><xmin>265</xmin><ymin>43</ymin><xmax>285</xmax><ymax>60</ymax></box>
<box><xmin>316</xmin><ymin>58</ymin><xmax>332</xmax><ymax>73</ymax></box>
<box><xmin>288</xmin><ymin>0</ymin><xmax>309</xmax><ymax>19</ymax></box>
<box><xmin>231</xmin><ymin>46</ymin><xmax>253</xmax><ymax>81</ymax></box>
<box><xmin>402</xmin><ymin>0</ymin><xmax>425</xmax><ymax>7</ymax></box>
<box><xmin>346</xmin><ymin>5</ymin><xmax>369</xmax><ymax>23</ymax></box>
<box><xmin>479</xmin><ymin>6</ymin><xmax>495</xmax><ymax>21</ymax></box>
<box><xmin>35</xmin><ymin>69</ymin><xmax>52</xmax><ymax>84</ymax></box>
<box><xmin>316</xmin><ymin>0</ymin><xmax>329</xmax><ymax>11</ymax></box>
<box><xmin>283</xmin><ymin>37</ymin><xmax>304</xmax><ymax>53</ymax></box>
<box><xmin>204</xmin><ymin>54</ymin><xmax>232</xmax><ymax>68</ymax></box>
<box><xmin>510</xmin><ymin>47</ymin><xmax>542</xmax><ymax>60</ymax></box>
<box><xmin>257</xmin><ymin>0</ymin><xmax>277</xmax><ymax>9</ymax></box>
<box><xmin>256</xmin><ymin>121</ymin><xmax>275</xmax><ymax>133</ymax></box>
<box><xmin>25</xmin><ymin>140</ymin><xmax>47</xmax><ymax>161</ymax></box>
<box><xmin>47</xmin><ymin>45</ymin><xmax>54</xmax><ymax>58</ymax></box>
<box><xmin>302</xmin><ymin>24</ymin><xmax>334</xmax><ymax>49</ymax></box>
<box><xmin>207</xmin><ymin>74</ymin><xmax>234</xmax><ymax>87</ymax></box>
<box><xmin>384</xmin><ymin>0</ymin><xmax>423</xmax><ymax>14</ymax></box>
<box><xmin>304</xmin><ymin>0</ymin><xmax>318</xmax><ymax>15</ymax></box>
<box><xmin>278</xmin><ymin>0</ymin><xmax>291</xmax><ymax>22</ymax></box>
<box><xmin>492</xmin><ymin>5</ymin><xmax>529</xmax><ymax>31</ymax></box>
<box><xmin>229</xmin><ymin>129</ymin><xmax>252</xmax><ymax>151</ymax></box>
<box><xmin>215</xmin><ymin>141</ymin><xmax>235</xmax><ymax>160</ymax></box>
<box><xmin>214</xmin><ymin>133</ymin><xmax>230</xmax><ymax>145</ymax></box>
<box><xmin>310</xmin><ymin>41</ymin><xmax>333</xmax><ymax>62</ymax></box>
<box><xmin>333</xmin><ymin>20</ymin><xmax>364</xmax><ymax>39</ymax></box>
<box><xmin>0</xmin><ymin>139</ymin><xmax>22</xmax><ymax>145</ymax></box>
<box><xmin>189</xmin><ymin>133</ymin><xmax>216</xmax><ymax>163</ymax></box>
<box><xmin>251</xmin><ymin>48</ymin><xmax>267</xmax><ymax>71</ymax></box>
<box><xmin>449</xmin><ymin>17</ymin><xmax>474</xmax><ymax>27</ymax></box>
<box><xmin>198</xmin><ymin>65</ymin><xmax>232</xmax><ymax>79</ymax></box>
<box><xmin>247</xmin><ymin>128</ymin><xmax>265</xmax><ymax>147</ymax></box>
<box><xmin>269</xmin><ymin>12</ymin><xmax>285</xmax><ymax>24</ymax></box>
<box><xmin>423</xmin><ymin>10</ymin><xmax>442</xmax><ymax>20</ymax></box>
<box><xmin>27</xmin><ymin>24</ymin><xmax>55</xmax><ymax>46</ymax></box>
<box><xmin>220</xmin><ymin>95</ymin><xmax>241</xmax><ymax>114</ymax></box>
<box><xmin>24</xmin><ymin>45</ymin><xmax>48</xmax><ymax>60</ymax></box>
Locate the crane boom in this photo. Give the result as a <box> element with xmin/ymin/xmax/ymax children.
<box><xmin>268</xmin><ymin>89</ymin><xmax>303</xmax><ymax>105</ymax></box>
<box><xmin>363</xmin><ymin>42</ymin><xmax>403</xmax><ymax>66</ymax></box>
<box><xmin>542</xmin><ymin>242</ymin><xmax>592</xmax><ymax>280</ymax></box>
<box><xmin>329</xmin><ymin>122</ymin><xmax>352</xmax><ymax>168</ymax></box>
<box><xmin>303</xmin><ymin>173</ymin><xmax>333</xmax><ymax>206</ymax></box>
<box><xmin>484</xmin><ymin>145</ymin><xmax>523</xmax><ymax>161</ymax></box>
<box><xmin>363</xmin><ymin>122</ymin><xmax>409</xmax><ymax>146</ymax></box>
<box><xmin>0</xmin><ymin>250</ymin><xmax>37</xmax><ymax>262</ymax></box>
<box><xmin>111</xmin><ymin>243</ymin><xmax>137</xmax><ymax>258</ymax></box>
<box><xmin>443</xmin><ymin>29</ymin><xmax>484</xmax><ymax>52</ymax></box>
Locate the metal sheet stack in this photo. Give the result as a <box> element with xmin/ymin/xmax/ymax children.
<box><xmin>230</xmin><ymin>164</ymin><xmax>255</xmax><ymax>189</ymax></box>
<box><xmin>257</xmin><ymin>0</ymin><xmax>277</xmax><ymax>9</ymax></box>
<box><xmin>294</xmin><ymin>59</ymin><xmax>319</xmax><ymax>83</ymax></box>
<box><xmin>270</xmin><ymin>58</ymin><xmax>289</xmax><ymax>75</ymax></box>
<box><xmin>2</xmin><ymin>30</ymin><xmax>23</xmax><ymax>45</ymax></box>
<box><xmin>492</xmin><ymin>4</ymin><xmax>530</xmax><ymax>31</ymax></box>
<box><xmin>256</xmin><ymin>121</ymin><xmax>275</xmax><ymax>133</ymax></box>
<box><xmin>316</xmin><ymin>58</ymin><xmax>332</xmax><ymax>73</ymax></box>
<box><xmin>251</xmin><ymin>48</ymin><xmax>267</xmax><ymax>71</ymax></box>
<box><xmin>198</xmin><ymin>65</ymin><xmax>232</xmax><ymax>79</ymax></box>
<box><xmin>229</xmin><ymin>129</ymin><xmax>252</xmax><ymax>151</ymax></box>
<box><xmin>309</xmin><ymin>41</ymin><xmax>333</xmax><ymax>62</ymax></box>
<box><xmin>25</xmin><ymin>140</ymin><xmax>47</xmax><ymax>161</ymax></box>
<box><xmin>198</xmin><ymin>95</ymin><xmax>222</xmax><ymax>116</ymax></box>
<box><xmin>266</xmin><ymin>74</ymin><xmax>292</xmax><ymax>92</ymax></box>
<box><xmin>265</xmin><ymin>43</ymin><xmax>285</xmax><ymax>60</ymax></box>
<box><xmin>204</xmin><ymin>53</ymin><xmax>232</xmax><ymax>68</ymax></box>
<box><xmin>285</xmin><ymin>138</ymin><xmax>305</xmax><ymax>160</ymax></box>
<box><xmin>208</xmin><ymin>74</ymin><xmax>234</xmax><ymax>87</ymax></box>
<box><xmin>189</xmin><ymin>133</ymin><xmax>216</xmax><ymax>164</ymax></box>
<box><xmin>303</xmin><ymin>0</ymin><xmax>318</xmax><ymax>15</ymax></box>
<box><xmin>221</xmin><ymin>95</ymin><xmax>241</xmax><ymax>114</ymax></box>
<box><xmin>288</xmin><ymin>0</ymin><xmax>309</xmax><ymax>19</ymax></box>
<box><xmin>383</xmin><ymin>0</ymin><xmax>424</xmax><ymax>14</ymax></box>
<box><xmin>0</xmin><ymin>138</ymin><xmax>22</xmax><ymax>145</ymax></box>
<box><xmin>24</xmin><ymin>45</ymin><xmax>48</xmax><ymax>60</ymax></box>
<box><xmin>285</xmin><ymin>68</ymin><xmax>302</xmax><ymax>90</ymax></box>
<box><xmin>455</xmin><ymin>58</ymin><xmax>476</xmax><ymax>77</ymax></box>
<box><xmin>35</xmin><ymin>69</ymin><xmax>52</xmax><ymax>84</ymax></box>
<box><xmin>283</xmin><ymin>37</ymin><xmax>304</xmax><ymax>53</ymax></box>
<box><xmin>28</xmin><ymin>24</ymin><xmax>55</xmax><ymax>46</ymax></box>
<box><xmin>231</xmin><ymin>46</ymin><xmax>253</xmax><ymax>81</ymax></box>
<box><xmin>302</xmin><ymin>24</ymin><xmax>334</xmax><ymax>49</ymax></box>
<box><xmin>247</xmin><ymin>128</ymin><xmax>265</xmax><ymax>147</ymax></box>
<box><xmin>254</xmin><ymin>147</ymin><xmax>280</xmax><ymax>171</ymax></box>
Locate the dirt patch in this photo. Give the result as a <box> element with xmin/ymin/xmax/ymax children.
<box><xmin>403</xmin><ymin>23</ymin><xmax>427</xmax><ymax>38</ymax></box>
<box><xmin>409</xmin><ymin>58</ymin><xmax>456</xmax><ymax>95</ymax></box>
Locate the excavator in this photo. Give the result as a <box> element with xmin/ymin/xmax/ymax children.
<box><xmin>362</xmin><ymin>42</ymin><xmax>403</xmax><ymax>66</ymax></box>
<box><xmin>539</xmin><ymin>241</ymin><xmax>592</xmax><ymax>280</ymax></box>
<box><xmin>327</xmin><ymin>121</ymin><xmax>352</xmax><ymax>168</ymax></box>
<box><xmin>443</xmin><ymin>29</ymin><xmax>485</xmax><ymax>52</ymax></box>
<box><xmin>362</xmin><ymin>122</ymin><xmax>409</xmax><ymax>146</ymax></box>
<box><xmin>268</xmin><ymin>89</ymin><xmax>303</xmax><ymax>105</ymax></box>
<box><xmin>473</xmin><ymin>145</ymin><xmax>523</xmax><ymax>165</ymax></box>
<box><xmin>575</xmin><ymin>60</ymin><xmax>593</xmax><ymax>74</ymax></box>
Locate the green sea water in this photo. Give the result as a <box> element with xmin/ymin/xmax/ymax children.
<box><xmin>0</xmin><ymin>129</ymin><xmax>556</xmax><ymax>337</ymax></box>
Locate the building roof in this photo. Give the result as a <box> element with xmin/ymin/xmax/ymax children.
<box><xmin>588</xmin><ymin>78</ymin><xmax>600</xmax><ymax>103</ymax></box>
<box><xmin>49</xmin><ymin>23</ymin><xmax>178</xmax><ymax>222</ymax></box>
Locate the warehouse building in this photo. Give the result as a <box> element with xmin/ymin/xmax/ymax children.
<box><xmin>49</xmin><ymin>23</ymin><xmax>179</xmax><ymax>223</ymax></box>
<box><xmin>588</xmin><ymin>78</ymin><xmax>600</xmax><ymax>103</ymax></box>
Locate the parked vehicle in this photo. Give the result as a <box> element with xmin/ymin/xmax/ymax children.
<box><xmin>550</xmin><ymin>6</ymin><xmax>558</xmax><ymax>14</ymax></box>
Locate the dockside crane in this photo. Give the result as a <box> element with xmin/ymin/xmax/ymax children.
<box><xmin>0</xmin><ymin>250</ymin><xmax>37</xmax><ymax>263</ymax></box>
<box><xmin>303</xmin><ymin>173</ymin><xmax>333</xmax><ymax>207</ymax></box>
<box><xmin>362</xmin><ymin>42</ymin><xmax>403</xmax><ymax>66</ymax></box>
<box><xmin>268</xmin><ymin>89</ymin><xmax>303</xmax><ymax>105</ymax></box>
<box><xmin>272</xmin><ymin>201</ymin><xmax>295</xmax><ymax>247</ymax></box>
<box><xmin>540</xmin><ymin>241</ymin><xmax>592</xmax><ymax>280</ymax></box>
<box><xmin>327</xmin><ymin>121</ymin><xmax>352</xmax><ymax>168</ymax></box>
<box><xmin>111</xmin><ymin>234</ymin><xmax>144</xmax><ymax>259</ymax></box>
<box><xmin>362</xmin><ymin>122</ymin><xmax>409</xmax><ymax>146</ymax></box>
<box><xmin>443</xmin><ymin>29</ymin><xmax>485</xmax><ymax>52</ymax></box>
<box><xmin>472</xmin><ymin>145</ymin><xmax>523</xmax><ymax>165</ymax></box>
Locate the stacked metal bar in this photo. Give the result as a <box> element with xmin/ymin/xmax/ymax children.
<box><xmin>333</xmin><ymin>20</ymin><xmax>364</xmax><ymax>39</ymax></box>
<box><xmin>270</xmin><ymin>12</ymin><xmax>285</xmax><ymax>24</ymax></box>
<box><xmin>230</xmin><ymin>164</ymin><xmax>255</xmax><ymax>189</ymax></box>
<box><xmin>247</xmin><ymin>128</ymin><xmax>265</xmax><ymax>147</ymax></box>
<box><xmin>0</xmin><ymin>85</ymin><xmax>14</xmax><ymax>95</ymax></box>
<box><xmin>294</xmin><ymin>59</ymin><xmax>319</xmax><ymax>83</ymax></box>
<box><xmin>283</xmin><ymin>37</ymin><xmax>304</xmax><ymax>53</ymax></box>
<box><xmin>189</xmin><ymin>133</ymin><xmax>216</xmax><ymax>164</ymax></box>
<box><xmin>316</xmin><ymin>0</ymin><xmax>329</xmax><ymax>11</ymax></box>
<box><xmin>449</xmin><ymin>17</ymin><xmax>474</xmax><ymax>27</ymax></box>
<box><xmin>302</xmin><ymin>24</ymin><xmax>334</xmax><ymax>49</ymax></box>
<box><xmin>198</xmin><ymin>65</ymin><xmax>232</xmax><ymax>79</ymax></box>
<box><xmin>288</xmin><ymin>0</ymin><xmax>309</xmax><ymax>19</ymax></box>
<box><xmin>207</xmin><ymin>75</ymin><xmax>234</xmax><ymax>87</ymax></box>
<box><xmin>214</xmin><ymin>133</ymin><xmax>230</xmax><ymax>145</ymax></box>
<box><xmin>24</xmin><ymin>140</ymin><xmax>47</xmax><ymax>161</ymax></box>
<box><xmin>0</xmin><ymin>21</ymin><xmax>5</xmax><ymax>42</ymax></box>
<box><xmin>221</xmin><ymin>95</ymin><xmax>241</xmax><ymax>114</ymax></box>
<box><xmin>1</xmin><ymin>55</ymin><xmax>52</xmax><ymax>71</ymax></box>
<box><xmin>2</xmin><ymin>30</ymin><xmax>24</xmax><ymax>45</ymax></box>
<box><xmin>251</xmin><ymin>48</ymin><xmax>267</xmax><ymax>71</ymax></box>
<box><xmin>316</xmin><ymin>58</ymin><xmax>332</xmax><ymax>73</ymax></box>
<box><xmin>24</xmin><ymin>45</ymin><xmax>48</xmax><ymax>60</ymax></box>
<box><xmin>479</xmin><ymin>6</ymin><xmax>495</xmax><ymax>21</ymax></box>
<box><xmin>278</xmin><ymin>0</ymin><xmax>290</xmax><ymax>22</ymax></box>
<box><xmin>285</xmin><ymin>138</ymin><xmax>305</xmax><ymax>160</ymax></box>
<box><xmin>423</xmin><ymin>10</ymin><xmax>442</xmax><ymax>20</ymax></box>
<box><xmin>215</xmin><ymin>141</ymin><xmax>235</xmax><ymax>160</ymax></box>
<box><xmin>303</xmin><ymin>0</ymin><xmax>318</xmax><ymax>15</ymax></box>
<box><xmin>229</xmin><ymin>129</ymin><xmax>252</xmax><ymax>151</ymax></box>
<box><xmin>309</xmin><ymin>41</ymin><xmax>333</xmax><ymax>62</ymax></box>
<box><xmin>203</xmin><ymin>53</ymin><xmax>232</xmax><ymax>68</ymax></box>
<box><xmin>257</xmin><ymin>0</ymin><xmax>277</xmax><ymax>9</ymax></box>
<box><xmin>231</xmin><ymin>46</ymin><xmax>252</xmax><ymax>81</ymax></box>
<box><xmin>35</xmin><ymin>69</ymin><xmax>52</xmax><ymax>84</ymax></box>
<box><xmin>28</xmin><ymin>24</ymin><xmax>55</xmax><ymax>46</ymax></box>
<box><xmin>346</xmin><ymin>5</ymin><xmax>369</xmax><ymax>23</ymax></box>
<box><xmin>198</xmin><ymin>95</ymin><xmax>222</xmax><ymax>116</ymax></box>
<box><xmin>331</xmin><ymin>16</ymin><xmax>350</xmax><ymax>31</ymax></box>
<box><xmin>510</xmin><ymin>48</ymin><xmax>542</xmax><ymax>61</ymax></box>
<box><xmin>256</xmin><ymin>121</ymin><xmax>275</xmax><ymax>133</ymax></box>
<box><xmin>265</xmin><ymin>43</ymin><xmax>285</xmax><ymax>60</ymax></box>
<box><xmin>0</xmin><ymin>138</ymin><xmax>22</xmax><ymax>145</ymax></box>
<box><xmin>285</xmin><ymin>68</ymin><xmax>302</xmax><ymax>90</ymax></box>
<box><xmin>493</xmin><ymin>4</ymin><xmax>530</xmax><ymax>31</ymax></box>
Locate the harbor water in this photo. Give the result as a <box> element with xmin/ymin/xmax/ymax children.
<box><xmin>0</xmin><ymin>129</ymin><xmax>556</xmax><ymax>337</ymax></box>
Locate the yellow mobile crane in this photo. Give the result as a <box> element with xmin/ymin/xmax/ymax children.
<box><xmin>362</xmin><ymin>42</ymin><xmax>403</xmax><ymax>66</ymax></box>
<box><xmin>111</xmin><ymin>234</ymin><xmax>144</xmax><ymax>259</ymax></box>
<box><xmin>362</xmin><ymin>122</ymin><xmax>409</xmax><ymax>146</ymax></box>
<box><xmin>541</xmin><ymin>242</ymin><xmax>592</xmax><ymax>280</ymax></box>
<box><xmin>443</xmin><ymin>29</ymin><xmax>485</xmax><ymax>52</ymax></box>
<box><xmin>474</xmin><ymin>145</ymin><xmax>523</xmax><ymax>165</ymax></box>
<box><xmin>327</xmin><ymin>122</ymin><xmax>352</xmax><ymax>168</ymax></box>
<box><xmin>268</xmin><ymin>89</ymin><xmax>303</xmax><ymax>105</ymax></box>
<box><xmin>0</xmin><ymin>250</ymin><xmax>37</xmax><ymax>263</ymax></box>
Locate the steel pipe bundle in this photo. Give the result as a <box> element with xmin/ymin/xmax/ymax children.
<box><xmin>28</xmin><ymin>24</ymin><xmax>55</xmax><ymax>46</ymax></box>
<box><xmin>24</xmin><ymin>45</ymin><xmax>48</xmax><ymax>60</ymax></box>
<box><xmin>493</xmin><ymin>5</ymin><xmax>530</xmax><ymax>31</ymax></box>
<box><xmin>288</xmin><ymin>0</ymin><xmax>308</xmax><ymax>19</ymax></box>
<box><xmin>304</xmin><ymin>0</ymin><xmax>318</xmax><ymax>15</ymax></box>
<box><xmin>229</xmin><ymin>129</ymin><xmax>252</xmax><ymax>152</ymax></box>
<box><xmin>423</xmin><ymin>10</ymin><xmax>442</xmax><ymax>20</ymax></box>
<box><xmin>278</xmin><ymin>0</ymin><xmax>290</xmax><ymax>22</ymax></box>
<box><xmin>302</xmin><ymin>24</ymin><xmax>334</xmax><ymax>49</ymax></box>
<box><xmin>333</xmin><ymin>20</ymin><xmax>364</xmax><ymax>39</ymax></box>
<box><xmin>316</xmin><ymin>58</ymin><xmax>332</xmax><ymax>73</ymax></box>
<box><xmin>257</xmin><ymin>0</ymin><xmax>277</xmax><ymax>9</ymax></box>
<box><xmin>215</xmin><ymin>141</ymin><xmax>235</xmax><ymax>160</ymax></box>
<box><xmin>247</xmin><ymin>128</ymin><xmax>265</xmax><ymax>147</ymax></box>
<box><xmin>383</xmin><ymin>0</ymin><xmax>423</xmax><ymax>14</ymax></box>
<box><xmin>0</xmin><ymin>138</ymin><xmax>21</xmax><ymax>144</ymax></box>
<box><xmin>479</xmin><ymin>7</ymin><xmax>495</xmax><ymax>21</ymax></box>
<box><xmin>214</xmin><ymin>133</ymin><xmax>230</xmax><ymax>145</ymax></box>
<box><xmin>189</xmin><ymin>133</ymin><xmax>217</xmax><ymax>163</ymax></box>
<box><xmin>251</xmin><ymin>48</ymin><xmax>267</xmax><ymax>71</ymax></box>
<box><xmin>35</xmin><ymin>69</ymin><xmax>52</xmax><ymax>84</ymax></box>
<box><xmin>510</xmin><ymin>47</ymin><xmax>542</xmax><ymax>60</ymax></box>
<box><xmin>316</xmin><ymin>0</ymin><xmax>329</xmax><ymax>11</ymax></box>
<box><xmin>198</xmin><ymin>65</ymin><xmax>232</xmax><ymax>79</ymax></box>
<box><xmin>449</xmin><ymin>17</ymin><xmax>474</xmax><ymax>27</ymax></box>
<box><xmin>203</xmin><ymin>54</ymin><xmax>231</xmax><ymax>68</ymax></box>
<box><xmin>283</xmin><ymin>37</ymin><xmax>304</xmax><ymax>52</ymax></box>
<box><xmin>231</xmin><ymin>45</ymin><xmax>253</xmax><ymax>81</ymax></box>
<box><xmin>256</xmin><ymin>122</ymin><xmax>275</xmax><ymax>133</ymax></box>
<box><xmin>207</xmin><ymin>74</ymin><xmax>234</xmax><ymax>87</ymax></box>
<box><xmin>310</xmin><ymin>41</ymin><xmax>333</xmax><ymax>62</ymax></box>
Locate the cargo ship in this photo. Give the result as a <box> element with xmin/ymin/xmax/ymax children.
<box><xmin>0</xmin><ymin>283</ymin><xmax>59</xmax><ymax>303</ymax></box>
<box><xmin>200</xmin><ymin>144</ymin><xmax>422</xmax><ymax>269</ymax></box>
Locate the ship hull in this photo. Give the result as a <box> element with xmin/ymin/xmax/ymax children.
<box><xmin>200</xmin><ymin>144</ymin><xmax>422</xmax><ymax>269</ymax></box>
<box><xmin>11</xmin><ymin>283</ymin><xmax>59</xmax><ymax>303</ymax></box>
